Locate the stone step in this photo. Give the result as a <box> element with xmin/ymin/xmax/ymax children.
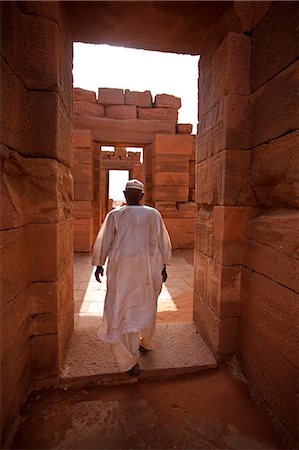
<box><xmin>60</xmin><ymin>321</ymin><xmax>217</xmax><ymax>385</ymax></box>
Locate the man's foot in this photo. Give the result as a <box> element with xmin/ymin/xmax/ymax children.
<box><xmin>127</xmin><ymin>363</ymin><xmax>140</xmax><ymax>376</ymax></box>
<box><xmin>139</xmin><ymin>345</ymin><xmax>149</xmax><ymax>354</ymax></box>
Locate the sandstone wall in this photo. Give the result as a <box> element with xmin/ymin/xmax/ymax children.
<box><xmin>194</xmin><ymin>2</ymin><xmax>299</xmax><ymax>445</ymax></box>
<box><xmin>0</xmin><ymin>2</ymin><xmax>74</xmax><ymax>443</ymax></box>
<box><xmin>73</xmin><ymin>87</ymin><xmax>197</xmax><ymax>250</ymax></box>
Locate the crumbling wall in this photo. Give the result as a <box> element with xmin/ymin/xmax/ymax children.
<box><xmin>0</xmin><ymin>2</ymin><xmax>74</xmax><ymax>443</ymax></box>
<box><xmin>73</xmin><ymin>87</ymin><xmax>197</xmax><ymax>250</ymax></box>
<box><xmin>194</xmin><ymin>2</ymin><xmax>299</xmax><ymax>446</ymax></box>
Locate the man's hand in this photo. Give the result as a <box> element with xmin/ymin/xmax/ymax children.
<box><xmin>95</xmin><ymin>266</ymin><xmax>104</xmax><ymax>283</ymax></box>
<box><xmin>161</xmin><ymin>266</ymin><xmax>167</xmax><ymax>283</ymax></box>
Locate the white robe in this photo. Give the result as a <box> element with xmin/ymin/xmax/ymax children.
<box><xmin>92</xmin><ymin>205</ymin><xmax>172</xmax><ymax>343</ymax></box>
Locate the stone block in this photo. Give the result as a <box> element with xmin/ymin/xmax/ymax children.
<box><xmin>28</xmin><ymin>219</ymin><xmax>73</xmax><ymax>282</ymax></box>
<box><xmin>28</xmin><ymin>281</ymin><xmax>58</xmax><ymax>336</ymax></box>
<box><xmin>125</xmin><ymin>89</ymin><xmax>152</xmax><ymax>107</ymax></box>
<box><xmin>138</xmin><ymin>107</ymin><xmax>178</xmax><ymax>122</ymax></box>
<box><xmin>105</xmin><ymin>104</ymin><xmax>137</xmax><ymax>119</ymax></box>
<box><xmin>30</xmin><ymin>91</ymin><xmax>73</xmax><ymax>167</ymax></box>
<box><xmin>0</xmin><ymin>227</ymin><xmax>30</xmax><ymax>308</ymax></box>
<box><xmin>74</xmin><ymin>233</ymin><xmax>92</xmax><ymax>253</ymax></box>
<box><xmin>98</xmin><ymin>87</ymin><xmax>124</xmax><ymax>105</ymax></box>
<box><xmin>74</xmin><ymin>129</ymin><xmax>92</xmax><ymax>149</ymax></box>
<box><xmin>193</xmin><ymin>291</ymin><xmax>239</xmax><ymax>361</ymax></box>
<box><xmin>251</xmin><ymin>131</ymin><xmax>299</xmax><ymax>207</ymax></box>
<box><xmin>74</xmin><ymin>101</ymin><xmax>104</xmax><ymax>117</ymax></box>
<box><xmin>75</xmin><ymin>116</ymin><xmax>175</xmax><ymax>145</ymax></box>
<box><xmin>72</xmin><ymin>164</ymin><xmax>92</xmax><ymax>183</ymax></box>
<box><xmin>0</xmin><ymin>59</ymin><xmax>31</xmax><ymax>154</ymax></box>
<box><xmin>199</xmin><ymin>33</ymin><xmax>250</xmax><ymax>115</ymax></box>
<box><xmin>1</xmin><ymin>151</ymin><xmax>73</xmax><ymax>228</ymax></box>
<box><xmin>197</xmin><ymin>94</ymin><xmax>251</xmax><ymax>163</ymax></box>
<box><xmin>178</xmin><ymin>202</ymin><xmax>198</xmax><ymax>218</ymax></box>
<box><xmin>152</xmin><ymin>172</ymin><xmax>189</xmax><ymax>187</ymax></box>
<box><xmin>74</xmin><ymin>218</ymin><xmax>93</xmax><ymax>235</ymax></box>
<box><xmin>195</xmin><ymin>149</ymin><xmax>256</xmax><ymax>206</ymax></box>
<box><xmin>251</xmin><ymin>61</ymin><xmax>299</xmax><ymax>148</ymax></box>
<box><xmin>74</xmin><ymin>182</ymin><xmax>93</xmax><ymax>201</ymax></box>
<box><xmin>213</xmin><ymin>206</ymin><xmax>259</xmax><ymax>265</ymax></box>
<box><xmin>73</xmin><ymin>200</ymin><xmax>92</xmax><ymax>218</ymax></box>
<box><xmin>238</xmin><ymin>321</ymin><xmax>298</xmax><ymax>439</ymax></box>
<box><xmin>176</xmin><ymin>124</ymin><xmax>193</xmax><ymax>134</ymax></box>
<box><xmin>31</xmin><ymin>333</ymin><xmax>59</xmax><ymax>379</ymax></box>
<box><xmin>241</xmin><ymin>272</ymin><xmax>299</xmax><ymax>367</ymax></box>
<box><xmin>154</xmin><ymin>202</ymin><xmax>178</xmax><ymax>218</ymax></box>
<box><xmin>152</xmin><ymin>154</ymin><xmax>189</xmax><ymax>173</ymax></box>
<box><xmin>73</xmin><ymin>87</ymin><xmax>96</xmax><ymax>103</ymax></box>
<box><xmin>152</xmin><ymin>186</ymin><xmax>189</xmax><ymax>202</ymax></box>
<box><xmin>251</xmin><ymin>2</ymin><xmax>299</xmax><ymax>91</ymax></box>
<box><xmin>153</xmin><ymin>134</ymin><xmax>194</xmax><ymax>155</ymax></box>
<box><xmin>246</xmin><ymin>212</ymin><xmax>299</xmax><ymax>292</ymax></box>
<box><xmin>57</xmin><ymin>264</ymin><xmax>74</xmax><ymax>365</ymax></box>
<box><xmin>155</xmin><ymin>94</ymin><xmax>181</xmax><ymax>110</ymax></box>
<box><xmin>194</xmin><ymin>208</ymin><xmax>213</xmax><ymax>258</ymax></box>
<box><xmin>78</xmin><ymin>148</ymin><xmax>93</xmax><ymax>165</ymax></box>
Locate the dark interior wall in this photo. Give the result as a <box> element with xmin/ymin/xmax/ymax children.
<box><xmin>0</xmin><ymin>1</ymin><xmax>74</xmax><ymax>443</ymax></box>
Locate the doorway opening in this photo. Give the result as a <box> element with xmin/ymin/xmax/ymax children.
<box><xmin>108</xmin><ymin>169</ymin><xmax>129</xmax><ymax>209</ymax></box>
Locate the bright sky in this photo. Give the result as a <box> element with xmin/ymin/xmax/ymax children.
<box><xmin>73</xmin><ymin>43</ymin><xmax>199</xmax><ymax>199</ymax></box>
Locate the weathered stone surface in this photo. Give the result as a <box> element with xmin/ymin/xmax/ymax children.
<box><xmin>125</xmin><ymin>89</ymin><xmax>152</xmax><ymax>107</ymax></box>
<box><xmin>251</xmin><ymin>131</ymin><xmax>299</xmax><ymax>207</ymax></box>
<box><xmin>72</xmin><ymin>164</ymin><xmax>92</xmax><ymax>183</ymax></box>
<box><xmin>176</xmin><ymin>123</ymin><xmax>193</xmax><ymax>134</ymax></box>
<box><xmin>197</xmin><ymin>94</ymin><xmax>251</xmax><ymax>162</ymax></box>
<box><xmin>238</xmin><ymin>321</ymin><xmax>298</xmax><ymax>439</ymax></box>
<box><xmin>28</xmin><ymin>281</ymin><xmax>58</xmax><ymax>336</ymax></box>
<box><xmin>1</xmin><ymin>152</ymin><xmax>73</xmax><ymax>229</ymax></box>
<box><xmin>31</xmin><ymin>333</ymin><xmax>59</xmax><ymax>379</ymax></box>
<box><xmin>195</xmin><ymin>208</ymin><xmax>214</xmax><ymax>258</ymax></box>
<box><xmin>246</xmin><ymin>212</ymin><xmax>299</xmax><ymax>292</ymax></box>
<box><xmin>0</xmin><ymin>227</ymin><xmax>30</xmax><ymax>307</ymax></box>
<box><xmin>74</xmin><ymin>129</ymin><xmax>92</xmax><ymax>149</ymax></box>
<box><xmin>74</xmin><ymin>233</ymin><xmax>92</xmax><ymax>253</ymax></box>
<box><xmin>30</xmin><ymin>91</ymin><xmax>73</xmax><ymax>167</ymax></box>
<box><xmin>28</xmin><ymin>219</ymin><xmax>74</xmax><ymax>282</ymax></box>
<box><xmin>98</xmin><ymin>87</ymin><xmax>124</xmax><ymax>105</ymax></box>
<box><xmin>105</xmin><ymin>104</ymin><xmax>137</xmax><ymax>119</ymax></box>
<box><xmin>164</xmin><ymin>218</ymin><xmax>195</xmax><ymax>236</ymax></box>
<box><xmin>74</xmin><ymin>101</ymin><xmax>104</xmax><ymax>117</ymax></box>
<box><xmin>251</xmin><ymin>2</ymin><xmax>299</xmax><ymax>91</ymax></box>
<box><xmin>0</xmin><ymin>59</ymin><xmax>31</xmax><ymax>154</ymax></box>
<box><xmin>155</xmin><ymin>94</ymin><xmax>181</xmax><ymax>110</ymax></box>
<box><xmin>152</xmin><ymin>186</ymin><xmax>189</xmax><ymax>202</ymax></box>
<box><xmin>251</xmin><ymin>61</ymin><xmax>299</xmax><ymax>148</ymax></box>
<box><xmin>74</xmin><ymin>87</ymin><xmax>96</xmax><ymax>103</ymax></box>
<box><xmin>74</xmin><ymin>182</ymin><xmax>93</xmax><ymax>201</ymax></box>
<box><xmin>199</xmin><ymin>32</ymin><xmax>250</xmax><ymax>116</ymax></box>
<box><xmin>178</xmin><ymin>202</ymin><xmax>198</xmax><ymax>218</ymax></box>
<box><xmin>195</xmin><ymin>149</ymin><xmax>256</xmax><ymax>206</ymax></box>
<box><xmin>77</xmin><ymin>148</ymin><xmax>93</xmax><ymax>165</ymax></box>
<box><xmin>241</xmin><ymin>272</ymin><xmax>299</xmax><ymax>368</ymax></box>
<box><xmin>74</xmin><ymin>218</ymin><xmax>93</xmax><ymax>235</ymax></box>
<box><xmin>75</xmin><ymin>116</ymin><xmax>175</xmax><ymax>145</ymax></box>
<box><xmin>73</xmin><ymin>201</ymin><xmax>92</xmax><ymax>219</ymax></box>
<box><xmin>193</xmin><ymin>291</ymin><xmax>239</xmax><ymax>361</ymax></box>
<box><xmin>152</xmin><ymin>154</ymin><xmax>189</xmax><ymax>173</ymax></box>
<box><xmin>57</xmin><ymin>263</ymin><xmax>74</xmax><ymax>366</ymax></box>
<box><xmin>153</xmin><ymin>134</ymin><xmax>194</xmax><ymax>155</ymax></box>
<box><xmin>154</xmin><ymin>202</ymin><xmax>178</xmax><ymax>218</ymax></box>
<box><xmin>138</xmin><ymin>107</ymin><xmax>178</xmax><ymax>122</ymax></box>
<box><xmin>213</xmin><ymin>206</ymin><xmax>259</xmax><ymax>265</ymax></box>
<box><xmin>153</xmin><ymin>172</ymin><xmax>189</xmax><ymax>187</ymax></box>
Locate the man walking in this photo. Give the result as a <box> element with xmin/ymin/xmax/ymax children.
<box><xmin>92</xmin><ymin>179</ymin><xmax>172</xmax><ymax>376</ymax></box>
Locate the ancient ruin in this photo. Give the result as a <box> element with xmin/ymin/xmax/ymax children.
<box><xmin>1</xmin><ymin>1</ymin><xmax>298</xmax><ymax>448</ymax></box>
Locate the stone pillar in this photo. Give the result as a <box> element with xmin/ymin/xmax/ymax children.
<box><xmin>1</xmin><ymin>1</ymin><xmax>73</xmax><ymax>442</ymax></box>
<box><xmin>194</xmin><ymin>31</ymin><xmax>256</xmax><ymax>360</ymax></box>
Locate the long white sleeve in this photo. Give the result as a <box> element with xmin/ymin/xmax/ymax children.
<box><xmin>92</xmin><ymin>212</ymin><xmax>115</xmax><ymax>266</ymax></box>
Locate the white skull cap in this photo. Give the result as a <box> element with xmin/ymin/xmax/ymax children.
<box><xmin>125</xmin><ymin>179</ymin><xmax>144</xmax><ymax>192</ymax></box>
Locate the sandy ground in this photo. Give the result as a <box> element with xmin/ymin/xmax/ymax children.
<box><xmin>11</xmin><ymin>367</ymin><xmax>284</xmax><ymax>450</ymax></box>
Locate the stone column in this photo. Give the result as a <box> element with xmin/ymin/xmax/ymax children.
<box><xmin>1</xmin><ymin>1</ymin><xmax>73</xmax><ymax>441</ymax></box>
<box><xmin>194</xmin><ymin>31</ymin><xmax>256</xmax><ymax>360</ymax></box>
